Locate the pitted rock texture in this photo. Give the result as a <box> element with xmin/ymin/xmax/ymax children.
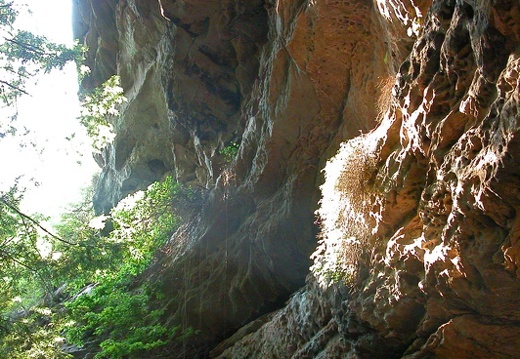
<box><xmin>75</xmin><ymin>0</ymin><xmax>520</xmax><ymax>357</ymax></box>
<box><xmin>216</xmin><ymin>0</ymin><xmax>520</xmax><ymax>358</ymax></box>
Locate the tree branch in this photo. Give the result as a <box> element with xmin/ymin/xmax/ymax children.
<box><xmin>0</xmin><ymin>197</ymin><xmax>78</xmax><ymax>246</ymax></box>
<box><xmin>3</xmin><ymin>65</ymin><xmax>32</xmax><ymax>79</ymax></box>
<box><xmin>0</xmin><ymin>79</ymin><xmax>28</xmax><ymax>96</ymax></box>
<box><xmin>3</xmin><ymin>36</ymin><xmax>45</xmax><ymax>56</ymax></box>
<box><xmin>0</xmin><ymin>248</ymin><xmax>38</xmax><ymax>273</ymax></box>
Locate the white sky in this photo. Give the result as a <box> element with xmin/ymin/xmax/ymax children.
<box><xmin>0</xmin><ymin>0</ymin><xmax>99</xmax><ymax>220</ymax></box>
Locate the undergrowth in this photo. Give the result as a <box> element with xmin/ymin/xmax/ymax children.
<box><xmin>61</xmin><ymin>175</ymin><xmax>184</xmax><ymax>358</ymax></box>
<box><xmin>0</xmin><ymin>175</ymin><xmax>193</xmax><ymax>358</ymax></box>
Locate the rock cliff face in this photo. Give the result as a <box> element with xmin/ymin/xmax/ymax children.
<box><xmin>74</xmin><ymin>0</ymin><xmax>520</xmax><ymax>357</ymax></box>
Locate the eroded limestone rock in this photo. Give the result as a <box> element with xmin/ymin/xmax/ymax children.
<box><xmin>75</xmin><ymin>0</ymin><xmax>520</xmax><ymax>357</ymax></box>
<box><xmin>217</xmin><ymin>0</ymin><xmax>520</xmax><ymax>358</ymax></box>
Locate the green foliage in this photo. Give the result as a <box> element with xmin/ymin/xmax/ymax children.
<box><xmin>109</xmin><ymin>174</ymin><xmax>178</xmax><ymax>267</ymax></box>
<box><xmin>0</xmin><ymin>30</ymin><xmax>83</xmax><ymax>72</ymax></box>
<box><xmin>60</xmin><ymin>175</ymin><xmax>182</xmax><ymax>357</ymax></box>
<box><xmin>0</xmin><ymin>0</ymin><xmax>85</xmax><ymax>137</ymax></box>
<box><xmin>0</xmin><ymin>6</ymin><xmax>178</xmax><ymax>346</ymax></box>
<box><xmin>78</xmin><ymin>75</ymin><xmax>125</xmax><ymax>150</ymax></box>
<box><xmin>66</xmin><ymin>283</ymin><xmax>174</xmax><ymax>359</ymax></box>
<box><xmin>0</xmin><ymin>176</ymin><xmax>186</xmax><ymax>357</ymax></box>
<box><xmin>0</xmin><ymin>0</ymin><xmax>88</xmax><ymax>319</ymax></box>
<box><xmin>0</xmin><ymin>187</ymin><xmax>51</xmax><ymax>315</ymax></box>
<box><xmin>219</xmin><ymin>141</ymin><xmax>239</xmax><ymax>163</ymax></box>
<box><xmin>51</xmin><ymin>175</ymin><xmax>180</xmax><ymax>291</ymax></box>
<box><xmin>0</xmin><ymin>0</ymin><xmax>84</xmax><ymax>105</ymax></box>
<box><xmin>0</xmin><ymin>187</ymin><xmax>70</xmax><ymax>358</ymax></box>
<box><xmin>317</xmin><ymin>261</ymin><xmax>357</xmax><ymax>286</ymax></box>
<box><xmin>0</xmin><ymin>2</ymin><xmax>183</xmax><ymax>357</ymax></box>
<box><xmin>0</xmin><ymin>1</ymin><xmax>17</xmax><ymax>26</ymax></box>
<box><xmin>0</xmin><ymin>306</ymin><xmax>72</xmax><ymax>359</ymax></box>
<box><xmin>50</xmin><ymin>189</ymin><xmax>123</xmax><ymax>293</ymax></box>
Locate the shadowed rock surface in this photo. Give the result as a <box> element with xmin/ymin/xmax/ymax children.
<box><xmin>74</xmin><ymin>0</ymin><xmax>520</xmax><ymax>357</ymax></box>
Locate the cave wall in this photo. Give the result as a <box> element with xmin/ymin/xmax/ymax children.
<box><xmin>215</xmin><ymin>0</ymin><xmax>520</xmax><ymax>357</ymax></box>
<box><xmin>74</xmin><ymin>0</ymin><xmax>520</xmax><ymax>357</ymax></box>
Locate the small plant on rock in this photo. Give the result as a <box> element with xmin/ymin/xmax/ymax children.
<box><xmin>219</xmin><ymin>141</ymin><xmax>240</xmax><ymax>164</ymax></box>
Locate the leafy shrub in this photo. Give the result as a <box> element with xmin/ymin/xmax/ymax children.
<box><xmin>219</xmin><ymin>141</ymin><xmax>240</xmax><ymax>163</ymax></box>
<box><xmin>1</xmin><ymin>174</ymin><xmax>190</xmax><ymax>358</ymax></box>
<box><xmin>66</xmin><ymin>281</ymin><xmax>174</xmax><ymax>359</ymax></box>
<box><xmin>52</xmin><ymin>176</ymin><xmax>180</xmax><ymax>289</ymax></box>
<box><xmin>61</xmin><ymin>175</ymin><xmax>183</xmax><ymax>357</ymax></box>
<box><xmin>0</xmin><ymin>306</ymin><xmax>72</xmax><ymax>359</ymax></box>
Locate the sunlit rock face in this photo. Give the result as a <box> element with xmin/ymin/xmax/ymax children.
<box><xmin>216</xmin><ymin>0</ymin><xmax>520</xmax><ymax>358</ymax></box>
<box><xmin>75</xmin><ymin>0</ymin><xmax>520</xmax><ymax>357</ymax></box>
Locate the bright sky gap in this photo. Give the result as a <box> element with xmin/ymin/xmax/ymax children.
<box><xmin>0</xmin><ymin>0</ymin><xmax>98</xmax><ymax>220</ymax></box>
